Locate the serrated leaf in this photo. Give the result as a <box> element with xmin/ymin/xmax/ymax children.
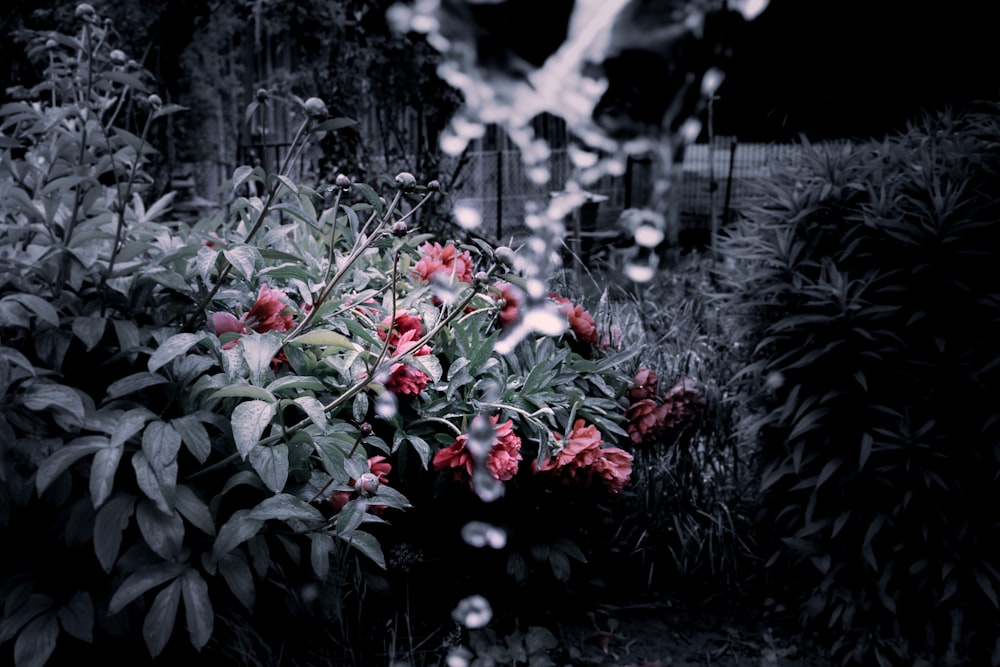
<box><xmin>212</xmin><ymin>510</ymin><xmax>265</xmax><ymax>562</ymax></box>
<box><xmin>13</xmin><ymin>613</ymin><xmax>58</xmax><ymax>667</ymax></box>
<box><xmin>231</xmin><ymin>400</ymin><xmax>276</xmax><ymax>459</ymax></box>
<box><xmin>180</xmin><ymin>569</ymin><xmax>213</xmax><ymax>650</ymax></box>
<box><xmin>56</xmin><ymin>591</ymin><xmax>93</xmax><ymax>643</ymax></box>
<box><xmin>249</xmin><ymin>443</ymin><xmax>289</xmax><ymax>493</ymax></box>
<box><xmin>248</xmin><ymin>493</ymin><xmax>324</xmax><ymax>522</ymax></box>
<box><xmin>35</xmin><ymin>436</ymin><xmax>107</xmax><ymax>494</ymax></box>
<box><xmin>143</xmin><ymin>579</ymin><xmax>181</xmax><ymax>658</ymax></box>
<box><xmin>90</xmin><ymin>444</ymin><xmax>123</xmax><ymax>508</ymax></box>
<box><xmin>148</xmin><ymin>333</ymin><xmax>205</xmax><ymax>372</ymax></box>
<box><xmin>93</xmin><ymin>493</ymin><xmax>136</xmax><ymax>572</ymax></box>
<box><xmin>173</xmin><ymin>484</ymin><xmax>216</xmax><ymax>536</ymax></box>
<box><xmin>136</xmin><ymin>500</ymin><xmax>185</xmax><ymax>559</ymax></box>
<box><xmin>108</xmin><ymin>562</ymin><xmax>185</xmax><ymax>614</ymax></box>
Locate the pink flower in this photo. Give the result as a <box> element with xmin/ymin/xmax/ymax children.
<box><xmin>628</xmin><ymin>367</ymin><xmax>660</xmax><ymax>402</ymax></box>
<box><xmin>210</xmin><ymin>312</ymin><xmax>248</xmax><ymax>349</ymax></box>
<box><xmin>534</xmin><ymin>419</ymin><xmax>633</xmax><ymax>493</ymax></box>
<box><xmin>244</xmin><ymin>284</ymin><xmax>295</xmax><ymax>333</ymax></box>
<box><xmin>492</xmin><ymin>280</ymin><xmax>522</xmax><ymax>328</ymax></box>
<box><xmin>413</xmin><ymin>242</ymin><xmax>475</xmax><ymax>284</ymax></box>
<box><xmin>550</xmin><ymin>293</ymin><xmax>598</xmax><ymax>345</ymax></box>
<box><xmin>379</xmin><ymin>312</ymin><xmax>424</xmax><ymax>347</ymax></box>
<box><xmin>383</xmin><ymin>329</ymin><xmax>434</xmax><ymax>396</ymax></box>
<box><xmin>624</xmin><ymin>398</ymin><xmax>667</xmax><ymax>445</ymax></box>
<box><xmin>661</xmin><ymin>376</ymin><xmax>707</xmax><ymax>428</ymax></box>
<box><xmin>600</xmin><ymin>325</ymin><xmax>622</xmax><ymax>351</ymax></box>
<box><xmin>432</xmin><ymin>415</ymin><xmax>523</xmax><ymax>482</ymax></box>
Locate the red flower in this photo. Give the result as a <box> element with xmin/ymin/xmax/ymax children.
<box><xmin>210</xmin><ymin>312</ymin><xmax>248</xmax><ymax>349</ymax></box>
<box><xmin>550</xmin><ymin>293</ymin><xmax>598</xmax><ymax>344</ymax></box>
<box><xmin>624</xmin><ymin>398</ymin><xmax>667</xmax><ymax>445</ymax></box>
<box><xmin>661</xmin><ymin>376</ymin><xmax>707</xmax><ymax>428</ymax></box>
<box><xmin>432</xmin><ymin>415</ymin><xmax>523</xmax><ymax>482</ymax></box>
<box><xmin>329</xmin><ymin>455</ymin><xmax>393</xmax><ymax>512</ymax></box>
<box><xmin>384</xmin><ymin>328</ymin><xmax>434</xmax><ymax>396</ymax></box>
<box><xmin>379</xmin><ymin>312</ymin><xmax>424</xmax><ymax>347</ymax></box>
<box><xmin>413</xmin><ymin>242</ymin><xmax>475</xmax><ymax>284</ymax></box>
<box><xmin>492</xmin><ymin>280</ymin><xmax>522</xmax><ymax>328</ymax></box>
<box><xmin>534</xmin><ymin>419</ymin><xmax>633</xmax><ymax>493</ymax></box>
<box><xmin>245</xmin><ymin>284</ymin><xmax>295</xmax><ymax>333</ymax></box>
<box><xmin>628</xmin><ymin>367</ymin><xmax>660</xmax><ymax>402</ymax></box>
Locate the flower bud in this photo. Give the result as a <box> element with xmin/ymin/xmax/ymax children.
<box><xmin>356</xmin><ymin>472</ymin><xmax>380</xmax><ymax>497</ymax></box>
<box><xmin>335</xmin><ymin>173</ymin><xmax>351</xmax><ymax>190</ymax></box>
<box><xmin>303</xmin><ymin>97</ymin><xmax>327</xmax><ymax>118</ymax></box>
<box><xmin>360</xmin><ymin>422</ymin><xmax>373</xmax><ymax>436</ymax></box>
<box><xmin>256</xmin><ymin>88</ymin><xmax>270</xmax><ymax>102</ymax></box>
<box><xmin>109</xmin><ymin>49</ymin><xmax>126</xmax><ymax>66</ymax></box>
<box><xmin>493</xmin><ymin>246</ymin><xmax>515</xmax><ymax>266</ymax></box>
<box><xmin>392</xmin><ymin>221</ymin><xmax>408</xmax><ymax>237</ymax></box>
<box><xmin>147</xmin><ymin>94</ymin><xmax>162</xmax><ymax>108</ymax></box>
<box><xmin>45</xmin><ymin>39</ymin><xmax>58</xmax><ymax>50</ymax></box>
<box><xmin>75</xmin><ymin>3</ymin><xmax>96</xmax><ymax>20</ymax></box>
<box><xmin>394</xmin><ymin>172</ymin><xmax>416</xmax><ymax>190</ymax></box>
<box><xmin>474</xmin><ymin>271</ymin><xmax>489</xmax><ymax>284</ymax></box>
<box><xmin>426</xmin><ymin>179</ymin><xmax>441</xmax><ymax>191</ymax></box>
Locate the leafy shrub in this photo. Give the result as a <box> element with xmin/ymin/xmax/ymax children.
<box><xmin>0</xmin><ymin>8</ymin><xmax>641</xmax><ymax>665</ymax></box>
<box><xmin>713</xmin><ymin>104</ymin><xmax>1000</xmax><ymax>665</ymax></box>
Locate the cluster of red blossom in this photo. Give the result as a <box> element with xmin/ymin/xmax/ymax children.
<box><xmin>432</xmin><ymin>415</ymin><xmax>634</xmax><ymax>494</ymax></box>
<box><xmin>624</xmin><ymin>368</ymin><xmax>706</xmax><ymax>446</ymax></box>
<box><xmin>209</xmin><ymin>284</ymin><xmax>296</xmax><ymax>347</ymax></box>
<box><xmin>377</xmin><ymin>312</ymin><xmax>433</xmax><ymax>395</ymax></box>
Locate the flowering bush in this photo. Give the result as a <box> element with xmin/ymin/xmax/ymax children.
<box><xmin>0</xmin><ymin>8</ymin><xmax>639</xmax><ymax>664</ymax></box>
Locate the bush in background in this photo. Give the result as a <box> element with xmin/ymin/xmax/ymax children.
<box><xmin>713</xmin><ymin>104</ymin><xmax>1000</xmax><ymax>665</ymax></box>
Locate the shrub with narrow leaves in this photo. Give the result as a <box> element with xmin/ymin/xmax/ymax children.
<box><xmin>714</xmin><ymin>104</ymin><xmax>1000</xmax><ymax>666</ymax></box>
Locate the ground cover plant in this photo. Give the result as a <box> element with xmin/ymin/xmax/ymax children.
<box><xmin>0</xmin><ymin>7</ymin><xmax>649</xmax><ymax>665</ymax></box>
<box><xmin>713</xmin><ymin>104</ymin><xmax>1000</xmax><ymax>666</ymax></box>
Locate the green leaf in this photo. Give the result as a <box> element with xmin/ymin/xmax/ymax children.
<box><xmin>218</xmin><ymin>552</ymin><xmax>255</xmax><ymax>610</ymax></box>
<box><xmin>111</xmin><ymin>407</ymin><xmax>156</xmax><ymax>449</ymax></box>
<box><xmin>340</xmin><ymin>529</ymin><xmax>386</xmax><ymax>568</ymax></box>
<box><xmin>71</xmin><ymin>315</ymin><xmax>106</xmax><ymax>351</ymax></box>
<box><xmin>136</xmin><ymin>500</ymin><xmax>185</xmax><ymax>559</ymax></box>
<box><xmin>352</xmin><ymin>393</ymin><xmax>369</xmax><ymax>423</ymax></box>
<box><xmin>152</xmin><ymin>103</ymin><xmax>187</xmax><ymax>120</ymax></box>
<box><xmin>171</xmin><ymin>415</ymin><xmax>212</xmax><ymax>464</ymax></box>
<box><xmin>143</xmin><ymin>421</ymin><xmax>182</xmax><ymax>470</ymax></box>
<box><xmin>89</xmin><ymin>444</ymin><xmax>124</xmax><ymax>508</ymax></box>
<box><xmin>266</xmin><ymin>375</ymin><xmax>325</xmax><ymax>394</ymax></box>
<box><xmin>93</xmin><ymin>493</ymin><xmax>136</xmax><ymax>572</ymax></box>
<box><xmin>143</xmin><ymin>579</ymin><xmax>181</xmax><ymax>658</ymax></box>
<box><xmin>212</xmin><ymin>510</ymin><xmax>265</xmax><ymax>562</ymax></box>
<box><xmin>223</xmin><ymin>245</ymin><xmax>261</xmax><ymax>281</ymax></box>
<box><xmin>211</xmin><ymin>384</ymin><xmax>276</xmax><ymax>402</ymax></box>
<box><xmin>148</xmin><ymin>333</ymin><xmax>206</xmax><ymax>372</ymax></box>
<box><xmin>13</xmin><ymin>613</ymin><xmax>59</xmax><ymax>667</ymax></box>
<box><xmin>276</xmin><ymin>174</ymin><xmax>298</xmax><ymax>194</ymax></box>
<box><xmin>240</xmin><ymin>332</ymin><xmax>284</xmax><ymax>385</ymax></box>
<box><xmin>105</xmin><ymin>372</ymin><xmax>168</xmax><ymax>402</ymax></box>
<box><xmin>56</xmin><ymin>591</ymin><xmax>93</xmax><ymax>643</ymax></box>
<box><xmin>310</xmin><ymin>533</ymin><xmax>332</xmax><ymax>580</ymax></box>
<box><xmin>35</xmin><ymin>436</ymin><xmax>107</xmax><ymax>494</ymax></box>
<box><xmin>249</xmin><ymin>444</ymin><xmax>289</xmax><ymax>493</ymax></box>
<box><xmin>108</xmin><ymin>562</ymin><xmax>186</xmax><ymax>614</ymax></box>
<box><xmin>180</xmin><ymin>569</ymin><xmax>213</xmax><ymax>650</ymax></box>
<box><xmin>174</xmin><ymin>484</ymin><xmax>216</xmax><ymax>536</ymax></box>
<box><xmin>6</xmin><ymin>294</ymin><xmax>58</xmax><ymax>327</ymax></box>
<box><xmin>21</xmin><ymin>381</ymin><xmax>85</xmax><ymax>421</ymax></box>
<box><xmin>311</xmin><ymin>116</ymin><xmax>357</xmax><ymax>133</ymax></box>
<box><xmin>288</xmin><ymin>329</ymin><xmax>359</xmax><ymax>351</ymax></box>
<box><xmin>231</xmin><ymin>400</ymin><xmax>276</xmax><ymax>459</ymax></box>
<box><xmin>293</xmin><ymin>396</ymin><xmax>327</xmax><ymax>429</ymax></box>
<box><xmin>131</xmin><ymin>451</ymin><xmax>174</xmax><ymax>514</ymax></box>
<box><xmin>248</xmin><ymin>493</ymin><xmax>324</xmax><ymax>523</ymax></box>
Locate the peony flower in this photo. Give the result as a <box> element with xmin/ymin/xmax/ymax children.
<box><xmin>433</xmin><ymin>415</ymin><xmax>523</xmax><ymax>482</ymax></box>
<box><xmin>413</xmin><ymin>242</ymin><xmax>475</xmax><ymax>284</ymax></box>
<box><xmin>492</xmin><ymin>280</ymin><xmax>522</xmax><ymax>328</ymax></box>
<box><xmin>330</xmin><ymin>455</ymin><xmax>393</xmax><ymax>512</ymax></box>
<box><xmin>628</xmin><ymin>367</ymin><xmax>660</xmax><ymax>402</ymax></box>
<box><xmin>534</xmin><ymin>419</ymin><xmax>632</xmax><ymax>493</ymax></box>
<box><xmin>379</xmin><ymin>312</ymin><xmax>424</xmax><ymax>346</ymax></box>
<box><xmin>662</xmin><ymin>376</ymin><xmax>707</xmax><ymax>426</ymax></box>
<box><xmin>381</xmin><ymin>327</ymin><xmax>434</xmax><ymax>396</ymax></box>
<box><xmin>589</xmin><ymin>446</ymin><xmax>633</xmax><ymax>494</ymax></box>
<box><xmin>244</xmin><ymin>284</ymin><xmax>295</xmax><ymax>333</ymax></box>
<box><xmin>624</xmin><ymin>398</ymin><xmax>667</xmax><ymax>445</ymax></box>
<box><xmin>210</xmin><ymin>311</ymin><xmax>248</xmax><ymax>349</ymax></box>
<box><xmin>550</xmin><ymin>293</ymin><xmax>598</xmax><ymax>344</ymax></box>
